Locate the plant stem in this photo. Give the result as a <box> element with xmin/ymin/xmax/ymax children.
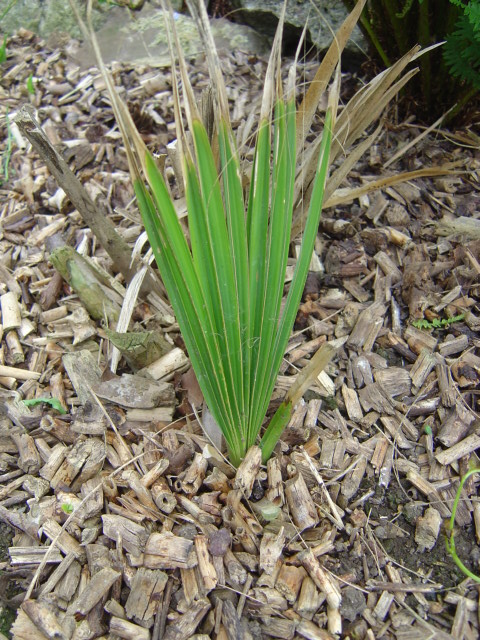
<box><xmin>382</xmin><ymin>0</ymin><xmax>410</xmax><ymax>55</ymax></box>
<box><xmin>360</xmin><ymin>13</ymin><xmax>392</xmax><ymax>67</ymax></box>
<box><xmin>445</xmin><ymin>468</ymin><xmax>480</xmax><ymax>584</ymax></box>
<box><xmin>418</xmin><ymin>0</ymin><xmax>431</xmax><ymax>107</ymax></box>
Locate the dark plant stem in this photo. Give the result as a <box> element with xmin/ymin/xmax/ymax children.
<box><xmin>418</xmin><ymin>0</ymin><xmax>431</xmax><ymax>107</ymax></box>
<box><xmin>444</xmin><ymin>86</ymin><xmax>480</xmax><ymax>123</ymax></box>
<box><xmin>382</xmin><ymin>0</ymin><xmax>410</xmax><ymax>55</ymax></box>
<box><xmin>361</xmin><ymin>12</ymin><xmax>392</xmax><ymax>66</ymax></box>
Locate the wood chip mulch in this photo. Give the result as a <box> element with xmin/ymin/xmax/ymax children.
<box><xmin>1</xmin><ymin>27</ymin><xmax>480</xmax><ymax>640</ymax></box>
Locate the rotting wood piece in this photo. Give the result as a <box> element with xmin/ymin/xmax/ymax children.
<box><xmin>299</xmin><ymin>549</ymin><xmax>341</xmax><ymax>610</ymax></box>
<box><xmin>42</xmin><ymin>518</ymin><xmax>85</xmax><ymax>560</ymax></box>
<box><xmin>110</xmin><ymin>616</ymin><xmax>151</xmax><ymax>640</ymax></box>
<box><xmin>143</xmin><ymin>532</ymin><xmax>195</xmax><ymax>570</ymax></box>
<box><xmin>50</xmin><ymin>437</ymin><xmax>106</xmax><ymax>492</ymax></box>
<box><xmin>285</xmin><ymin>471</ymin><xmax>319</xmax><ymax>530</ymax></box>
<box><xmin>163</xmin><ymin>597</ymin><xmax>211</xmax><ymax>640</ymax></box>
<box><xmin>125</xmin><ymin>567</ymin><xmax>168</xmax><ymax>626</ymax></box>
<box><xmin>20</xmin><ymin>599</ymin><xmax>69</xmax><ymax>640</ymax></box>
<box><xmin>234</xmin><ymin>445</ymin><xmax>262</xmax><ymax>499</ymax></box>
<box><xmin>68</xmin><ymin>566</ymin><xmax>121</xmax><ymax>620</ymax></box>
<box><xmin>14</xmin><ymin>104</ymin><xmax>162</xmax><ymax>297</ymax></box>
<box><xmin>102</xmin><ymin>514</ymin><xmax>149</xmax><ymax>556</ymax></box>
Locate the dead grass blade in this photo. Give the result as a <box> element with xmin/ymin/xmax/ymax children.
<box><xmin>323</xmin><ymin>165</ymin><xmax>463</xmax><ymax>208</ymax></box>
<box><xmin>292</xmin><ymin>45</ymin><xmax>425</xmax><ymax>237</ymax></box>
<box><xmin>295</xmin><ymin>0</ymin><xmax>367</xmax><ymax>152</ymax></box>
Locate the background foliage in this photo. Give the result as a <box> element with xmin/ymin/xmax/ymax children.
<box><xmin>343</xmin><ymin>0</ymin><xmax>480</xmax><ymax>121</ymax></box>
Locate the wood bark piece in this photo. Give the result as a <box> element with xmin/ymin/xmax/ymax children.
<box><xmin>299</xmin><ymin>549</ymin><xmax>341</xmax><ymax>610</ymax></box>
<box><xmin>49</xmin><ymin>245</ymin><xmax>122</xmax><ymax>323</ymax></box>
<box><xmin>341</xmin><ymin>455</ymin><xmax>367</xmax><ymax>500</ymax></box>
<box><xmin>204</xmin><ymin>467</ymin><xmax>230</xmax><ymax>493</ymax></box>
<box><xmin>13</xmin><ymin>104</ymin><xmax>161</xmax><ymax>297</ymax></box>
<box><xmin>347</xmin><ymin>302</ymin><xmax>386</xmax><ymax>349</ymax></box>
<box><xmin>62</xmin><ymin>350</ymin><xmax>102</xmax><ymax>406</ymax></box>
<box><xmin>20</xmin><ymin>600</ymin><xmax>67</xmax><ymax>640</ymax></box>
<box><xmin>260</xmin><ymin>616</ymin><xmax>296</xmax><ymax>639</ymax></box>
<box><xmin>406</xmin><ymin>470</ymin><xmax>451</xmax><ymax>518</ymax></box>
<box><xmin>176</xmin><ymin>493</ymin><xmax>216</xmax><ymax>525</ymax></box>
<box><xmin>139</xmin><ymin>347</ymin><xmax>189</xmax><ymax>381</ymax></box>
<box><xmin>180</xmin><ymin>567</ymin><xmax>200</xmax><ymax>605</ymax></box>
<box><xmin>415</xmin><ymin>507</ymin><xmax>442</xmax><ymax>551</ymax></box>
<box><xmin>276</xmin><ymin>563</ymin><xmax>307</xmax><ymax>603</ymax></box>
<box><xmin>102</xmin><ymin>514</ymin><xmax>148</xmax><ymax>556</ymax></box>
<box><xmin>9</xmin><ymin>546</ymin><xmax>63</xmax><ymax>565</ymax></box>
<box><xmin>104</xmin><ymin>327</ymin><xmax>172</xmax><ymax>370</ymax></box>
<box><xmin>341</xmin><ymin>384</ymin><xmax>363</xmax><ymax>420</ymax></box>
<box><xmin>436</xmin><ymin>360</ymin><xmax>457</xmax><ymax>407</ymax></box>
<box><xmin>373</xmin><ymin>367</ymin><xmax>411</xmax><ymax>397</ymax></box>
<box><xmin>437</xmin><ymin>405</ymin><xmax>476</xmax><ymax>448</ymax></box>
<box><xmin>151</xmin><ymin>478</ymin><xmax>176</xmax><ymax>514</ymax></box>
<box><xmin>125</xmin><ymin>568</ymin><xmax>168</xmax><ymax>625</ymax></box>
<box><xmin>195</xmin><ymin>534</ymin><xmax>218</xmax><ymax>591</ymax></box>
<box><xmin>181</xmin><ymin>452</ymin><xmax>208</xmax><ymax>495</ymax></box>
<box><xmin>435</xmin><ymin>433</ymin><xmax>480</xmax><ymax>467</ymax></box>
<box><xmin>51</xmin><ymin>437</ymin><xmax>105</xmax><ymax>492</ymax></box>
<box><xmin>295</xmin><ymin>576</ymin><xmax>323</xmax><ymax>621</ymax></box>
<box><xmin>93</xmin><ymin>373</ymin><xmax>175</xmax><ymax>409</ymax></box>
<box><xmin>259</xmin><ymin>528</ymin><xmax>285</xmax><ymax>575</ymax></box>
<box><xmin>0</xmin><ymin>503</ymin><xmax>40</xmax><ymax>539</ymax></box>
<box><xmin>409</xmin><ymin>349</ymin><xmax>438</xmax><ymax>391</ymax></box>
<box><xmin>6</xmin><ymin>330</ymin><xmax>24</xmax><ymax>364</ymax></box>
<box><xmin>234</xmin><ymin>445</ymin><xmax>262</xmax><ymax>499</ymax></box>
<box><xmin>223</xmin><ymin>548</ymin><xmax>247</xmax><ymax>586</ymax></box>
<box><xmin>38</xmin><ymin>552</ymin><xmax>77</xmax><ymax>596</ymax></box>
<box><xmin>163</xmin><ymin>598</ymin><xmax>211</xmax><ymax>640</ymax></box>
<box><xmin>221</xmin><ymin>599</ymin><xmax>252</xmax><ymax>640</ymax></box>
<box><xmin>143</xmin><ymin>532</ymin><xmax>194</xmax><ymax>570</ymax></box>
<box><xmin>374</xmin><ymin>250</ymin><xmax>402</xmax><ymax>283</ymax></box>
<box><xmin>379</xmin><ymin>416</ymin><xmax>411</xmax><ymax>449</ymax></box>
<box><xmin>202</xmin><ymin>444</ymin><xmax>236</xmax><ymax>478</ymax></box>
<box><xmin>404</xmin><ymin>324</ymin><xmax>438</xmax><ymax>354</ymax></box>
<box><xmin>42</xmin><ymin>518</ymin><xmax>85</xmax><ymax>560</ymax></box>
<box><xmin>122</xmin><ymin>470</ymin><xmax>158</xmax><ymax>511</ymax></box>
<box><xmin>373</xmin><ymin>590</ymin><xmax>395</xmax><ymax>621</ymax></box>
<box><xmin>296</xmin><ymin>618</ymin><xmax>334</xmax><ymax>639</ymax></box>
<box><xmin>39</xmin><ymin>444</ymin><xmax>68</xmax><ymax>481</ymax></box>
<box><xmin>0</xmin><ymin>365</ymin><xmax>40</xmax><ymax>381</ymax></box>
<box><xmin>141</xmin><ymin>459</ymin><xmax>170</xmax><ymax>488</ymax></box>
<box><xmin>285</xmin><ymin>471</ymin><xmax>319</xmax><ymax>530</ymax></box>
<box><xmin>69</xmin><ymin>567</ymin><xmax>121</xmax><ymax>620</ymax></box>
<box><xmin>11</xmin><ymin>609</ymin><xmax>50</xmax><ymax>640</ymax></box>
<box><xmin>110</xmin><ymin>616</ymin><xmax>151</xmax><ymax>640</ymax></box>
<box><xmin>266</xmin><ymin>457</ymin><xmax>284</xmax><ymax>506</ymax></box>
<box><xmin>10</xmin><ymin>431</ymin><xmax>41</xmax><ymax>474</ymax></box>
<box><xmin>0</xmin><ymin>291</ymin><xmax>22</xmax><ymax>331</ymax></box>
<box><xmin>438</xmin><ymin>334</ymin><xmax>469</xmax><ymax>356</ymax></box>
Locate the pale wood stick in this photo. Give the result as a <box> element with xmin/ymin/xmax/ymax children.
<box><xmin>0</xmin><ymin>291</ymin><xmax>22</xmax><ymax>331</ymax></box>
<box><xmin>234</xmin><ymin>445</ymin><xmax>262</xmax><ymax>499</ymax></box>
<box><xmin>195</xmin><ymin>534</ymin><xmax>217</xmax><ymax>591</ymax></box>
<box><xmin>14</xmin><ymin>104</ymin><xmax>162</xmax><ymax>297</ymax></box>
<box><xmin>0</xmin><ymin>365</ymin><xmax>40</xmax><ymax>380</ymax></box>
<box><xmin>299</xmin><ymin>549</ymin><xmax>341</xmax><ymax>610</ymax></box>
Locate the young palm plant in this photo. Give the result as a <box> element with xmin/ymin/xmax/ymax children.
<box><xmin>76</xmin><ymin>0</ymin><xmax>434</xmax><ymax>466</ymax></box>
<box><xmin>131</xmin><ymin>1</ymin><xmax>340</xmax><ymax>467</ymax></box>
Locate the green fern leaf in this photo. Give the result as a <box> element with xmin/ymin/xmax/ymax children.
<box><xmin>444</xmin><ymin>13</ymin><xmax>480</xmax><ymax>89</ymax></box>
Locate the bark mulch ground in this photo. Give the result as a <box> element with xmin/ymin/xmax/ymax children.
<box><xmin>0</xmin><ymin>27</ymin><xmax>480</xmax><ymax>640</ymax></box>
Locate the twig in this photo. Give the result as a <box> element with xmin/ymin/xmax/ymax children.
<box><xmin>13</xmin><ymin>105</ymin><xmax>163</xmax><ymax>298</ymax></box>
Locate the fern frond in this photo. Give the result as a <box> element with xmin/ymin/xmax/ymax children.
<box><xmin>444</xmin><ymin>13</ymin><xmax>480</xmax><ymax>88</ymax></box>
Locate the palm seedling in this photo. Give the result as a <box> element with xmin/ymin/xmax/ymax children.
<box><xmin>76</xmin><ymin>0</ymin><xmax>439</xmax><ymax>466</ymax></box>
